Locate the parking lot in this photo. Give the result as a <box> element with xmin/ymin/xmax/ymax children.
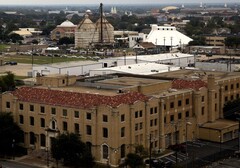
<box><xmin>145</xmin><ymin>139</ymin><xmax>239</xmax><ymax>168</ymax></box>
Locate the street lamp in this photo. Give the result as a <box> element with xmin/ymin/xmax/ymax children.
<box><xmin>185</xmin><ymin>122</ymin><xmax>192</xmax><ymax>168</ymax></box>
<box><xmin>219</xmin><ymin>131</ymin><xmax>222</xmax><ymax>159</ymax></box>
<box><xmin>12</xmin><ymin>139</ymin><xmax>15</xmax><ymax>160</ymax></box>
<box><xmin>237</xmin><ymin>118</ymin><xmax>240</xmax><ymax>152</ymax></box>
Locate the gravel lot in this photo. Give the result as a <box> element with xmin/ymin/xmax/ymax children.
<box><xmin>0</xmin><ymin>63</ymin><xmax>32</xmax><ymax>76</ymax></box>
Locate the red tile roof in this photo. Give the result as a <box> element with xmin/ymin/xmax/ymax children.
<box><xmin>11</xmin><ymin>87</ymin><xmax>149</xmax><ymax>109</ymax></box>
<box><xmin>172</xmin><ymin>79</ymin><xmax>207</xmax><ymax>90</ymax></box>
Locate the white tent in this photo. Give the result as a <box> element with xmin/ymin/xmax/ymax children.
<box><xmin>145</xmin><ymin>24</ymin><xmax>192</xmax><ymax>47</ymax></box>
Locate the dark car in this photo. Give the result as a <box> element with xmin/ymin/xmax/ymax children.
<box><xmin>9</xmin><ymin>61</ymin><xmax>17</xmax><ymax>65</ymax></box>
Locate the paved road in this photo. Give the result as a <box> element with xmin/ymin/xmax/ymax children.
<box><xmin>0</xmin><ymin>160</ymin><xmax>42</xmax><ymax>168</ymax></box>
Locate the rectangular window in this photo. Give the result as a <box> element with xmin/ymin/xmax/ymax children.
<box><xmin>237</xmin><ymin>83</ymin><xmax>239</xmax><ymax>89</ymax></box>
<box><xmin>121</xmin><ymin>114</ymin><xmax>125</xmax><ymax>122</ymax></box>
<box><xmin>170</xmin><ymin>102</ymin><xmax>174</xmax><ymax>108</ymax></box>
<box><xmin>231</xmin><ymin>95</ymin><xmax>234</xmax><ymax>100</ymax></box>
<box><xmin>74</xmin><ymin>123</ymin><xmax>80</xmax><ymax>134</ymax></box>
<box><xmin>74</xmin><ymin>111</ymin><xmax>79</xmax><ymax>118</ymax></box>
<box><xmin>139</xmin><ymin>110</ymin><xmax>143</xmax><ymax>117</ymax></box>
<box><xmin>40</xmin><ymin>118</ymin><xmax>45</xmax><ymax>127</ymax></box>
<box><xmin>40</xmin><ymin>106</ymin><xmax>45</xmax><ymax>113</ymax></box>
<box><xmin>178</xmin><ymin>100</ymin><xmax>182</xmax><ymax>107</ymax></box>
<box><xmin>154</xmin><ymin>107</ymin><xmax>157</xmax><ymax>113</ymax></box>
<box><xmin>63</xmin><ymin>121</ymin><xmax>68</xmax><ymax>131</ymax></box>
<box><xmin>231</xmin><ymin>84</ymin><xmax>234</xmax><ymax>90</ymax></box>
<box><xmin>154</xmin><ymin>119</ymin><xmax>157</xmax><ymax>126</ymax></box>
<box><xmin>225</xmin><ymin>96</ymin><xmax>228</xmax><ymax>102</ymax></box>
<box><xmin>51</xmin><ymin>108</ymin><xmax>56</xmax><ymax>115</ymax></box>
<box><xmin>135</xmin><ymin>123</ymin><xmax>138</xmax><ymax>130</ymax></box>
<box><xmin>19</xmin><ymin>103</ymin><xmax>23</xmax><ymax>110</ymax></box>
<box><xmin>135</xmin><ymin>111</ymin><xmax>138</xmax><ymax>118</ymax></box>
<box><xmin>121</xmin><ymin>127</ymin><xmax>125</xmax><ymax>137</ymax></box>
<box><xmin>215</xmin><ymin>93</ymin><xmax>217</xmax><ymax>99</ymax></box>
<box><xmin>150</xmin><ymin>108</ymin><xmax>153</xmax><ymax>114</ymax></box>
<box><xmin>86</xmin><ymin>125</ymin><xmax>92</xmax><ymax>135</ymax></box>
<box><xmin>202</xmin><ymin>107</ymin><xmax>205</xmax><ymax>115</ymax></box>
<box><xmin>139</xmin><ymin>122</ymin><xmax>143</xmax><ymax>129</ymax></box>
<box><xmin>186</xmin><ymin>98</ymin><xmax>189</xmax><ymax>105</ymax></box>
<box><xmin>6</xmin><ymin>101</ymin><xmax>10</xmax><ymax>108</ymax></box>
<box><xmin>86</xmin><ymin>113</ymin><xmax>91</xmax><ymax>120</ymax></box>
<box><xmin>103</xmin><ymin>115</ymin><xmax>108</xmax><ymax>122</ymax></box>
<box><xmin>164</xmin><ymin>104</ymin><xmax>166</xmax><ymax>110</ymax></box>
<box><xmin>170</xmin><ymin>115</ymin><xmax>174</xmax><ymax>122</ymax></box>
<box><xmin>164</xmin><ymin>116</ymin><xmax>166</xmax><ymax>123</ymax></box>
<box><xmin>178</xmin><ymin>113</ymin><xmax>182</xmax><ymax>119</ymax></box>
<box><xmin>63</xmin><ymin>109</ymin><xmax>67</xmax><ymax>116</ymax></box>
<box><xmin>186</xmin><ymin>111</ymin><xmax>189</xmax><ymax>118</ymax></box>
<box><xmin>30</xmin><ymin>105</ymin><xmax>34</xmax><ymax>112</ymax></box>
<box><xmin>19</xmin><ymin>115</ymin><xmax>24</xmax><ymax>124</ymax></box>
<box><xmin>150</xmin><ymin>120</ymin><xmax>153</xmax><ymax>127</ymax></box>
<box><xmin>202</xmin><ymin>96</ymin><xmax>204</xmax><ymax>102</ymax></box>
<box><xmin>215</xmin><ymin>103</ymin><xmax>217</xmax><ymax>111</ymax></box>
<box><xmin>30</xmin><ymin>116</ymin><xmax>34</xmax><ymax>126</ymax></box>
<box><xmin>103</xmin><ymin>128</ymin><xmax>108</xmax><ymax>138</ymax></box>
<box><xmin>225</xmin><ymin>85</ymin><xmax>228</xmax><ymax>91</ymax></box>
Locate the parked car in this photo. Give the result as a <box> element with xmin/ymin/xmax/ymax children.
<box><xmin>4</xmin><ymin>61</ymin><xmax>17</xmax><ymax>65</ymax></box>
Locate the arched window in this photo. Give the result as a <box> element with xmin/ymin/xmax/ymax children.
<box><xmin>40</xmin><ymin>134</ymin><xmax>46</xmax><ymax>147</ymax></box>
<box><xmin>102</xmin><ymin>144</ymin><xmax>108</xmax><ymax>159</ymax></box>
<box><xmin>30</xmin><ymin>132</ymin><xmax>35</xmax><ymax>145</ymax></box>
<box><xmin>50</xmin><ymin>119</ymin><xmax>57</xmax><ymax>130</ymax></box>
<box><xmin>121</xmin><ymin>144</ymin><xmax>126</xmax><ymax>158</ymax></box>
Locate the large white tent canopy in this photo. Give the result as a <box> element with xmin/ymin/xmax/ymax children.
<box><xmin>145</xmin><ymin>24</ymin><xmax>192</xmax><ymax>47</ymax></box>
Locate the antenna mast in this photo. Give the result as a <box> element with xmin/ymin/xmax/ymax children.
<box><xmin>100</xmin><ymin>3</ymin><xmax>103</xmax><ymax>43</ymax></box>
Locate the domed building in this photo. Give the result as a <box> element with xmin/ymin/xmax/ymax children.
<box><xmin>75</xmin><ymin>15</ymin><xmax>114</xmax><ymax>49</ymax></box>
<box><xmin>95</xmin><ymin>17</ymin><xmax>114</xmax><ymax>44</ymax></box>
<box><xmin>50</xmin><ymin>20</ymin><xmax>77</xmax><ymax>41</ymax></box>
<box><xmin>75</xmin><ymin>3</ymin><xmax>114</xmax><ymax>49</ymax></box>
<box><xmin>75</xmin><ymin>14</ymin><xmax>98</xmax><ymax>49</ymax></box>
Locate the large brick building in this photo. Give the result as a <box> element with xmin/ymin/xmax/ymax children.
<box><xmin>1</xmin><ymin>70</ymin><xmax>239</xmax><ymax>166</ymax></box>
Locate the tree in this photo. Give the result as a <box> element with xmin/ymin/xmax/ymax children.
<box><xmin>58</xmin><ymin>37</ymin><xmax>74</xmax><ymax>45</ymax></box>
<box><xmin>0</xmin><ymin>71</ymin><xmax>15</xmax><ymax>92</ymax></box>
<box><xmin>8</xmin><ymin>33</ymin><xmax>23</xmax><ymax>43</ymax></box>
<box><xmin>51</xmin><ymin>133</ymin><xmax>94</xmax><ymax>167</ymax></box>
<box><xmin>125</xmin><ymin>153</ymin><xmax>144</xmax><ymax>168</ymax></box>
<box><xmin>0</xmin><ymin>112</ymin><xmax>23</xmax><ymax>157</ymax></box>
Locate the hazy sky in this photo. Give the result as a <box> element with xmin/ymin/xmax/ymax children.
<box><xmin>0</xmin><ymin>0</ymin><xmax>238</xmax><ymax>5</ymax></box>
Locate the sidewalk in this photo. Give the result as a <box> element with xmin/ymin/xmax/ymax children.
<box><xmin>13</xmin><ymin>155</ymin><xmax>48</xmax><ymax>168</ymax></box>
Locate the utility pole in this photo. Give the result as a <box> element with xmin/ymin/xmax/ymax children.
<box><xmin>186</xmin><ymin>122</ymin><xmax>192</xmax><ymax>168</ymax></box>
<box><xmin>149</xmin><ymin>134</ymin><xmax>152</xmax><ymax>168</ymax></box>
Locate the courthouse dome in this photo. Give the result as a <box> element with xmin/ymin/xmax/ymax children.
<box><xmin>58</xmin><ymin>20</ymin><xmax>76</xmax><ymax>27</ymax></box>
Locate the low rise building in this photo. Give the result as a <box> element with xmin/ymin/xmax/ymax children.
<box><xmin>1</xmin><ymin>70</ymin><xmax>239</xmax><ymax>166</ymax></box>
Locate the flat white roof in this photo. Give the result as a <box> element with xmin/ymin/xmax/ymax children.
<box><xmin>91</xmin><ymin>62</ymin><xmax>180</xmax><ymax>75</ymax></box>
<box><xmin>34</xmin><ymin>60</ymin><xmax>100</xmax><ymax>68</ymax></box>
<box><xmin>100</xmin><ymin>52</ymin><xmax>193</xmax><ymax>62</ymax></box>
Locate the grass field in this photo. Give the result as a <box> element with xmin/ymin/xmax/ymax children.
<box><xmin>3</xmin><ymin>54</ymin><xmax>88</xmax><ymax>64</ymax></box>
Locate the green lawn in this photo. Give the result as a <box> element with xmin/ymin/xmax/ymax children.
<box><xmin>0</xmin><ymin>44</ymin><xmax>9</xmax><ymax>52</ymax></box>
<box><xmin>3</xmin><ymin>55</ymin><xmax>88</xmax><ymax>64</ymax></box>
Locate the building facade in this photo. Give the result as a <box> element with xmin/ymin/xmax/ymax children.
<box><xmin>1</xmin><ymin>70</ymin><xmax>239</xmax><ymax>166</ymax></box>
<box><xmin>50</xmin><ymin>20</ymin><xmax>77</xmax><ymax>41</ymax></box>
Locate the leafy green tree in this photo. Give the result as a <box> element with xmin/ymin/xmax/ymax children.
<box><xmin>58</xmin><ymin>37</ymin><xmax>74</xmax><ymax>45</ymax></box>
<box><xmin>0</xmin><ymin>112</ymin><xmax>22</xmax><ymax>157</ymax></box>
<box><xmin>0</xmin><ymin>72</ymin><xmax>15</xmax><ymax>92</ymax></box>
<box><xmin>125</xmin><ymin>153</ymin><xmax>143</xmax><ymax>168</ymax></box>
<box><xmin>225</xmin><ymin>36</ymin><xmax>240</xmax><ymax>49</ymax></box>
<box><xmin>188</xmin><ymin>36</ymin><xmax>206</xmax><ymax>46</ymax></box>
<box><xmin>8</xmin><ymin>33</ymin><xmax>23</xmax><ymax>43</ymax></box>
<box><xmin>51</xmin><ymin>133</ymin><xmax>94</xmax><ymax>167</ymax></box>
